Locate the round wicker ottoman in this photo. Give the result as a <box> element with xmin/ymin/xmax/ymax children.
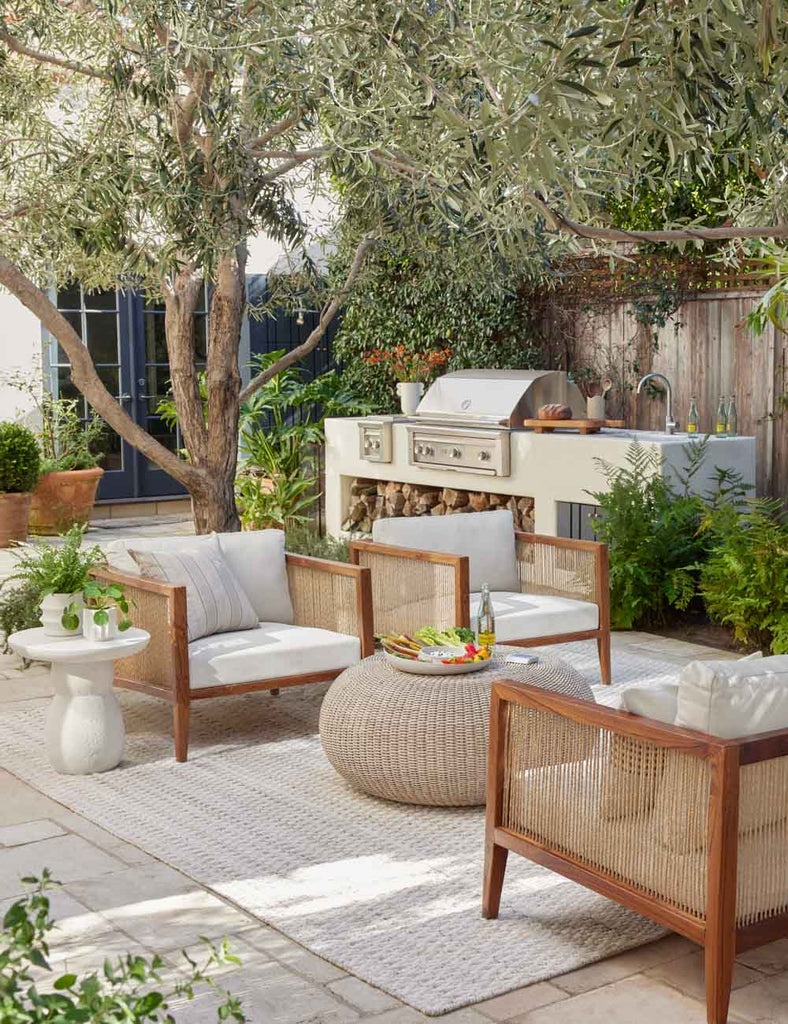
<box><xmin>319</xmin><ymin>649</ymin><xmax>591</xmax><ymax>807</ymax></box>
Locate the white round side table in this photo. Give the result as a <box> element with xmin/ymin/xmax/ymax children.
<box><xmin>9</xmin><ymin>627</ymin><xmax>150</xmax><ymax>775</ymax></box>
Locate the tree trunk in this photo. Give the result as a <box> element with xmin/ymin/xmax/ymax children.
<box><xmin>190</xmin><ymin>471</ymin><xmax>240</xmax><ymax>534</ymax></box>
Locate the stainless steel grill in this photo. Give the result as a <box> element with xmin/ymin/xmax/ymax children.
<box><xmin>358</xmin><ymin>369</ymin><xmax>585</xmax><ymax>477</ymax></box>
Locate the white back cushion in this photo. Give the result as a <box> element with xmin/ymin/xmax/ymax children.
<box><xmin>106</xmin><ymin>528</ymin><xmax>293</xmax><ymax>624</ymax></box>
<box><xmin>621</xmin><ymin>682</ymin><xmax>679</xmax><ymax>724</ymax></box>
<box><xmin>372</xmin><ymin>509</ymin><xmax>519</xmax><ymax>592</ymax></box>
<box><xmin>675</xmin><ymin>653</ymin><xmax>788</xmax><ymax>739</ymax></box>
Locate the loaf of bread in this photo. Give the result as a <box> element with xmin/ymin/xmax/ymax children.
<box><xmin>537</xmin><ymin>403</ymin><xmax>573</xmax><ymax>420</ymax></box>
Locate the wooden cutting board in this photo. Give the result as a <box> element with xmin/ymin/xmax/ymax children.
<box><xmin>523</xmin><ymin>418</ymin><xmax>627</xmax><ymax>435</ymax></box>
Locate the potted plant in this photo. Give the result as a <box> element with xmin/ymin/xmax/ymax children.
<box><xmin>7</xmin><ymin>377</ymin><xmax>106</xmax><ymax>534</ymax></box>
<box><xmin>70</xmin><ymin>579</ymin><xmax>132</xmax><ymax>642</ymax></box>
<box><xmin>363</xmin><ymin>346</ymin><xmax>451</xmax><ymax>414</ymax></box>
<box><xmin>0</xmin><ymin>422</ymin><xmax>41</xmax><ymax>548</ymax></box>
<box><xmin>6</xmin><ymin>525</ymin><xmax>107</xmax><ymax>636</ymax></box>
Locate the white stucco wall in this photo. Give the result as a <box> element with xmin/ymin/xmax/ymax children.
<box><xmin>0</xmin><ymin>289</ymin><xmax>44</xmax><ymax>428</ymax></box>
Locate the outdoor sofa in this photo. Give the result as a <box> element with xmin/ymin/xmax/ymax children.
<box><xmin>484</xmin><ymin>654</ymin><xmax>788</xmax><ymax>1024</ymax></box>
<box><xmin>349</xmin><ymin>509</ymin><xmax>611</xmax><ymax>683</ymax></box>
<box><xmin>94</xmin><ymin>529</ymin><xmax>373</xmax><ymax>761</ymax></box>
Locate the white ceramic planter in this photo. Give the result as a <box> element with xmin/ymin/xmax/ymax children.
<box><xmin>587</xmin><ymin>395</ymin><xmax>606</xmax><ymax>420</ymax></box>
<box><xmin>40</xmin><ymin>592</ymin><xmax>83</xmax><ymax>637</ymax></box>
<box><xmin>397</xmin><ymin>381</ymin><xmax>424</xmax><ymax>416</ymax></box>
<box><xmin>83</xmin><ymin>606</ymin><xmax>119</xmax><ymax>643</ymax></box>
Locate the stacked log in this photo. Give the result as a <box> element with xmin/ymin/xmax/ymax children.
<box><xmin>343</xmin><ymin>478</ymin><xmax>535</xmax><ymax>535</ymax></box>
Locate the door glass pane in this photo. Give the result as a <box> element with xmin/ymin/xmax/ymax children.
<box><xmin>146</xmin><ymin>415</ymin><xmax>178</xmax><ymax>452</ymax></box>
<box><xmin>56</xmin><ymin>367</ymin><xmax>83</xmax><ymax>408</ymax></box>
<box><xmin>100</xmin><ymin>429</ymin><xmax>122</xmax><ymax>471</ymax></box>
<box><xmin>57</xmin><ymin>311</ymin><xmax>82</xmax><ymax>362</ymax></box>
<box><xmin>86</xmin><ymin>313</ymin><xmax>119</xmax><ymax>363</ymax></box>
<box><xmin>146</xmin><ymin>366</ymin><xmax>172</xmax><ymax>414</ymax></box>
<box><xmin>83</xmin><ymin>288</ymin><xmax>116</xmax><ymax>311</ymax></box>
<box><xmin>57</xmin><ymin>284</ymin><xmax>81</xmax><ymax>310</ymax></box>
<box><xmin>97</xmin><ymin>366</ymin><xmax>119</xmax><ymax>395</ymax></box>
<box><xmin>194</xmin><ymin>314</ymin><xmax>207</xmax><ymax>359</ymax></box>
<box><xmin>144</xmin><ymin>313</ymin><xmax>168</xmax><ymax>362</ymax></box>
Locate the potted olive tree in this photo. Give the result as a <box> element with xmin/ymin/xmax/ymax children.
<box><xmin>7</xmin><ymin>378</ymin><xmax>106</xmax><ymax>534</ymax></box>
<box><xmin>6</xmin><ymin>526</ymin><xmax>107</xmax><ymax>636</ymax></box>
<box><xmin>0</xmin><ymin>423</ymin><xmax>41</xmax><ymax>547</ymax></box>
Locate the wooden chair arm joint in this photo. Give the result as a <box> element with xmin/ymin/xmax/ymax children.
<box><xmin>285</xmin><ymin>552</ymin><xmax>366</xmax><ymax>578</ymax></box>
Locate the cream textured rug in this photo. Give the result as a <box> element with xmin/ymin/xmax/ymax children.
<box><xmin>0</xmin><ymin>641</ymin><xmax>676</xmax><ymax>1014</ymax></box>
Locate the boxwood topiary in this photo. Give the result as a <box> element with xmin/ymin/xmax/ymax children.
<box><xmin>0</xmin><ymin>423</ymin><xmax>40</xmax><ymax>493</ymax></box>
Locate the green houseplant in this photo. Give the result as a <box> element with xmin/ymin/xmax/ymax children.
<box><xmin>0</xmin><ymin>422</ymin><xmax>40</xmax><ymax>548</ymax></box>
<box><xmin>4</xmin><ymin>526</ymin><xmax>106</xmax><ymax>637</ymax></box>
<box><xmin>7</xmin><ymin>377</ymin><xmax>106</xmax><ymax>535</ymax></box>
<box><xmin>70</xmin><ymin>579</ymin><xmax>132</xmax><ymax>642</ymax></box>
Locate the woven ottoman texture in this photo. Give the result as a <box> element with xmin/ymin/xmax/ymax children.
<box><xmin>319</xmin><ymin>649</ymin><xmax>593</xmax><ymax>806</ymax></box>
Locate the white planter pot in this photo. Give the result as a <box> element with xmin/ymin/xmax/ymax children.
<box><xmin>587</xmin><ymin>395</ymin><xmax>606</xmax><ymax>420</ymax></box>
<box><xmin>83</xmin><ymin>606</ymin><xmax>119</xmax><ymax>643</ymax></box>
<box><xmin>397</xmin><ymin>381</ymin><xmax>424</xmax><ymax>416</ymax></box>
<box><xmin>40</xmin><ymin>592</ymin><xmax>83</xmax><ymax>637</ymax></box>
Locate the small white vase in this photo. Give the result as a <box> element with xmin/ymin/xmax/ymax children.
<box><xmin>397</xmin><ymin>381</ymin><xmax>424</xmax><ymax>416</ymax></box>
<box><xmin>40</xmin><ymin>592</ymin><xmax>83</xmax><ymax>637</ymax></box>
<box><xmin>83</xmin><ymin>606</ymin><xmax>119</xmax><ymax>643</ymax></box>
<box><xmin>587</xmin><ymin>395</ymin><xmax>606</xmax><ymax>421</ymax></box>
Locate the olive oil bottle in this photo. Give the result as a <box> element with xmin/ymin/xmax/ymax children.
<box><xmin>726</xmin><ymin>394</ymin><xmax>738</xmax><ymax>436</ymax></box>
<box><xmin>715</xmin><ymin>396</ymin><xmax>728</xmax><ymax>435</ymax></box>
<box><xmin>476</xmin><ymin>583</ymin><xmax>496</xmax><ymax>648</ymax></box>
<box><xmin>687</xmin><ymin>395</ymin><xmax>700</xmax><ymax>434</ymax></box>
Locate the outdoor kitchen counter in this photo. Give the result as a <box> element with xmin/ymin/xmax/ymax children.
<box><xmin>324</xmin><ymin>418</ymin><xmax>757</xmax><ymax>538</ymax></box>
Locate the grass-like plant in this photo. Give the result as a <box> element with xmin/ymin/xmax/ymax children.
<box><xmin>1</xmin><ymin>871</ymin><xmax>246</xmax><ymax>1023</ymax></box>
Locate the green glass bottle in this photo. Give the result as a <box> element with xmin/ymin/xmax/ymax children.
<box><xmin>476</xmin><ymin>582</ymin><xmax>496</xmax><ymax>649</ymax></box>
<box><xmin>715</xmin><ymin>396</ymin><xmax>728</xmax><ymax>435</ymax></box>
<box><xmin>687</xmin><ymin>395</ymin><xmax>700</xmax><ymax>434</ymax></box>
<box><xmin>726</xmin><ymin>393</ymin><xmax>738</xmax><ymax>436</ymax></box>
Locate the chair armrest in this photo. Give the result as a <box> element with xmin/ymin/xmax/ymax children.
<box><xmin>515</xmin><ymin>532</ymin><xmax>609</xmax><ymax>620</ymax></box>
<box><xmin>349</xmin><ymin>540</ymin><xmax>470</xmax><ymax>636</ymax></box>
<box><xmin>91</xmin><ymin>568</ymin><xmax>188</xmax><ymax>699</ymax></box>
<box><xmin>285</xmin><ymin>553</ymin><xmax>375</xmax><ymax>657</ymax></box>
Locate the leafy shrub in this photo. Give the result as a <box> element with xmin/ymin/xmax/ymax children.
<box><xmin>0</xmin><ymin>423</ymin><xmax>40</xmax><ymax>493</ymax></box>
<box><xmin>6</xmin><ymin>526</ymin><xmax>106</xmax><ymax>596</ymax></box>
<box><xmin>589</xmin><ymin>441</ymin><xmax>725</xmax><ymax>630</ymax></box>
<box><xmin>284</xmin><ymin>523</ymin><xmax>350</xmax><ymax>562</ymax></box>
<box><xmin>236</xmin><ymin>473</ymin><xmax>317</xmax><ymax>530</ymax></box>
<box><xmin>0</xmin><ymin>581</ymin><xmax>42</xmax><ymax>654</ymax></box>
<box><xmin>700</xmin><ymin>500</ymin><xmax>788</xmax><ymax>654</ymax></box>
<box><xmin>1</xmin><ymin>872</ymin><xmax>244</xmax><ymax>1023</ymax></box>
<box><xmin>333</xmin><ymin>240</ymin><xmax>540</xmax><ymax>412</ymax></box>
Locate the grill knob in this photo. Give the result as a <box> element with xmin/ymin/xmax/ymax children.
<box><xmin>425</xmin><ymin>445</ymin><xmax>434</xmax><ymax>456</ymax></box>
<box><xmin>451</xmin><ymin>447</ymin><xmax>462</xmax><ymax>459</ymax></box>
<box><xmin>415</xmin><ymin>444</ymin><xmax>424</xmax><ymax>456</ymax></box>
<box><xmin>371</xmin><ymin>439</ymin><xmax>381</xmax><ymax>450</ymax></box>
<box><xmin>478</xmin><ymin>450</ymin><xmax>491</xmax><ymax>462</ymax></box>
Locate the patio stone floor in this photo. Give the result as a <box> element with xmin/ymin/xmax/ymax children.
<box><xmin>0</xmin><ymin>521</ymin><xmax>785</xmax><ymax>1022</ymax></box>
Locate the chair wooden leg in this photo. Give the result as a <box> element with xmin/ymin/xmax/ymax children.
<box><xmin>705</xmin><ymin>939</ymin><xmax>735</xmax><ymax>1024</ymax></box>
<box><xmin>174</xmin><ymin>701</ymin><xmax>190</xmax><ymax>763</ymax></box>
<box><xmin>597</xmin><ymin>630</ymin><xmax>611</xmax><ymax>685</ymax></box>
<box><xmin>482</xmin><ymin>842</ymin><xmax>508</xmax><ymax>919</ymax></box>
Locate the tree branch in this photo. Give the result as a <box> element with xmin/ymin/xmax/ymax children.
<box><xmin>248</xmin><ymin>110</ymin><xmax>302</xmax><ymax>151</ymax></box>
<box><xmin>256</xmin><ymin>147</ymin><xmax>330</xmax><ymax>181</ymax></box>
<box><xmin>0</xmin><ymin>29</ymin><xmax>109</xmax><ymax>80</ymax></box>
<box><xmin>239</xmin><ymin>235</ymin><xmax>376</xmax><ymax>403</ymax></box>
<box><xmin>528</xmin><ymin>193</ymin><xmax>788</xmax><ymax>242</ymax></box>
<box><xmin>0</xmin><ymin>254</ymin><xmax>203</xmax><ymax>489</ymax></box>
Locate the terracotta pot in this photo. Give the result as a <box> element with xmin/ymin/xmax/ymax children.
<box><xmin>29</xmin><ymin>467</ymin><xmax>104</xmax><ymax>535</ymax></box>
<box><xmin>0</xmin><ymin>492</ymin><xmax>32</xmax><ymax>548</ymax></box>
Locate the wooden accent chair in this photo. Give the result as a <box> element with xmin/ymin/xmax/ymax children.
<box><xmin>350</xmin><ymin>516</ymin><xmax>610</xmax><ymax>684</ymax></box>
<box><xmin>483</xmin><ymin>679</ymin><xmax>788</xmax><ymax>1024</ymax></box>
<box><xmin>93</xmin><ymin>554</ymin><xmax>374</xmax><ymax>762</ymax></box>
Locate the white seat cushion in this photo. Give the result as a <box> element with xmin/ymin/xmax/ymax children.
<box><xmin>372</xmin><ymin>509</ymin><xmax>519</xmax><ymax>592</ymax></box>
<box><xmin>469</xmin><ymin>591</ymin><xmax>598</xmax><ymax>642</ymax></box>
<box><xmin>188</xmin><ymin>622</ymin><xmax>361</xmax><ymax>689</ymax></box>
<box><xmin>107</xmin><ymin>528</ymin><xmax>293</xmax><ymax>624</ymax></box>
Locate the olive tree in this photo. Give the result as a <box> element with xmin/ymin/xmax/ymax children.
<box><xmin>1</xmin><ymin>0</ymin><xmax>786</xmax><ymax>531</ymax></box>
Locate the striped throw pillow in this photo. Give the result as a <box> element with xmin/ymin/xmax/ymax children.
<box><xmin>130</xmin><ymin>540</ymin><xmax>258</xmax><ymax>642</ymax></box>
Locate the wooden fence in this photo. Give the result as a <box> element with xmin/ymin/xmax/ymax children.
<box><xmin>535</xmin><ymin>257</ymin><xmax>786</xmax><ymax>498</ymax></box>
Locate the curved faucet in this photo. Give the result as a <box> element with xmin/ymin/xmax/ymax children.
<box><xmin>637</xmin><ymin>373</ymin><xmax>678</xmax><ymax>434</ymax></box>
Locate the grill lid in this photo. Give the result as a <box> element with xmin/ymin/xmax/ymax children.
<box><xmin>415</xmin><ymin>369</ymin><xmax>586</xmax><ymax>427</ymax></box>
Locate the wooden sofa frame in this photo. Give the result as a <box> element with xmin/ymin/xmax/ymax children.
<box><xmin>484</xmin><ymin>678</ymin><xmax>788</xmax><ymax>1024</ymax></box>
<box><xmin>94</xmin><ymin>554</ymin><xmax>374</xmax><ymax>762</ymax></box>
<box><xmin>350</xmin><ymin>531</ymin><xmax>611</xmax><ymax>684</ymax></box>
